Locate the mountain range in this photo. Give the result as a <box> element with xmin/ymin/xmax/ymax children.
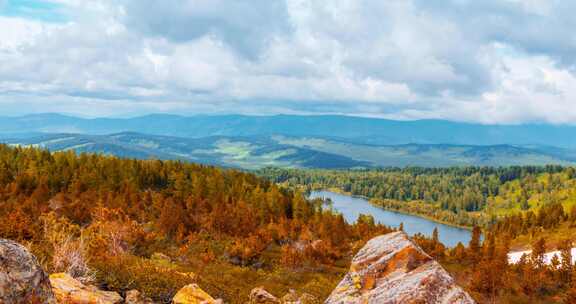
<box><xmin>1</xmin><ymin>113</ymin><xmax>576</xmax><ymax>169</ymax></box>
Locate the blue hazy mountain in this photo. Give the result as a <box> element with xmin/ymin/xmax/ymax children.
<box><xmin>2</xmin><ymin>132</ymin><xmax>575</xmax><ymax>169</ymax></box>
<box><xmin>1</xmin><ymin>113</ymin><xmax>576</xmax><ymax>148</ymax></box>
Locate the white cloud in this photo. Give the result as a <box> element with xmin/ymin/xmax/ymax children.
<box><xmin>0</xmin><ymin>0</ymin><xmax>576</xmax><ymax>123</ymax></box>
<box><xmin>0</xmin><ymin>17</ymin><xmax>46</xmax><ymax>49</ymax></box>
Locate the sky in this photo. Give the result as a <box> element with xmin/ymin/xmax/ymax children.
<box><xmin>1</xmin><ymin>0</ymin><xmax>576</xmax><ymax>124</ymax></box>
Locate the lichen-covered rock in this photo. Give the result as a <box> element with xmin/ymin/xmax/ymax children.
<box><xmin>280</xmin><ymin>290</ymin><xmax>319</xmax><ymax>304</ymax></box>
<box><xmin>125</xmin><ymin>289</ymin><xmax>155</xmax><ymax>304</ymax></box>
<box><xmin>172</xmin><ymin>284</ymin><xmax>217</xmax><ymax>304</ymax></box>
<box><xmin>248</xmin><ymin>288</ymin><xmax>317</xmax><ymax>304</ymax></box>
<box><xmin>325</xmin><ymin>232</ymin><xmax>476</xmax><ymax>304</ymax></box>
<box><xmin>249</xmin><ymin>287</ymin><xmax>279</xmax><ymax>303</ymax></box>
<box><xmin>0</xmin><ymin>238</ymin><xmax>56</xmax><ymax>304</ymax></box>
<box><xmin>296</xmin><ymin>293</ymin><xmax>318</xmax><ymax>304</ymax></box>
<box><xmin>151</xmin><ymin>252</ymin><xmax>172</xmax><ymax>263</ymax></box>
<box><xmin>49</xmin><ymin>273</ymin><xmax>122</xmax><ymax>304</ymax></box>
<box><xmin>280</xmin><ymin>290</ymin><xmax>299</xmax><ymax>303</ymax></box>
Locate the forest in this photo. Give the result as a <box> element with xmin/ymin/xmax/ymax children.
<box><xmin>0</xmin><ymin>144</ymin><xmax>395</xmax><ymax>302</ymax></box>
<box><xmin>1</xmin><ymin>144</ymin><xmax>576</xmax><ymax>303</ymax></box>
<box><xmin>258</xmin><ymin>166</ymin><xmax>576</xmax><ymax>228</ymax></box>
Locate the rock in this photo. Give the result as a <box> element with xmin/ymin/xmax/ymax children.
<box><xmin>125</xmin><ymin>289</ymin><xmax>154</xmax><ymax>304</ymax></box>
<box><xmin>49</xmin><ymin>273</ymin><xmax>122</xmax><ymax>304</ymax></box>
<box><xmin>248</xmin><ymin>288</ymin><xmax>318</xmax><ymax>304</ymax></box>
<box><xmin>151</xmin><ymin>252</ymin><xmax>172</xmax><ymax>262</ymax></box>
<box><xmin>280</xmin><ymin>290</ymin><xmax>319</xmax><ymax>304</ymax></box>
<box><xmin>297</xmin><ymin>293</ymin><xmax>319</xmax><ymax>304</ymax></box>
<box><xmin>172</xmin><ymin>284</ymin><xmax>217</xmax><ymax>304</ymax></box>
<box><xmin>249</xmin><ymin>287</ymin><xmax>279</xmax><ymax>303</ymax></box>
<box><xmin>281</xmin><ymin>290</ymin><xmax>300</xmax><ymax>303</ymax></box>
<box><xmin>325</xmin><ymin>232</ymin><xmax>476</xmax><ymax>304</ymax></box>
<box><xmin>310</xmin><ymin>240</ymin><xmax>324</xmax><ymax>251</ymax></box>
<box><xmin>0</xmin><ymin>238</ymin><xmax>56</xmax><ymax>304</ymax></box>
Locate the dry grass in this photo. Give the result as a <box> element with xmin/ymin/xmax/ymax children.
<box><xmin>40</xmin><ymin>212</ymin><xmax>96</xmax><ymax>284</ymax></box>
<box><xmin>51</xmin><ymin>236</ymin><xmax>96</xmax><ymax>284</ymax></box>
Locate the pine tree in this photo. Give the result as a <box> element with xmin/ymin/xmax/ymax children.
<box><xmin>452</xmin><ymin>242</ymin><xmax>466</xmax><ymax>262</ymax></box>
<box><xmin>531</xmin><ymin>238</ymin><xmax>546</xmax><ymax>269</ymax></box>
<box><xmin>468</xmin><ymin>226</ymin><xmax>482</xmax><ymax>264</ymax></box>
<box><xmin>432</xmin><ymin>227</ymin><xmax>439</xmax><ymax>244</ymax></box>
<box><xmin>559</xmin><ymin>239</ymin><xmax>573</xmax><ymax>284</ymax></box>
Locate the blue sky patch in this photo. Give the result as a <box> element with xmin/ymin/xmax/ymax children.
<box><xmin>0</xmin><ymin>0</ymin><xmax>67</xmax><ymax>22</ymax></box>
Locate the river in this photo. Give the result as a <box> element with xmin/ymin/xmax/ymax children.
<box><xmin>309</xmin><ymin>190</ymin><xmax>471</xmax><ymax>247</ymax></box>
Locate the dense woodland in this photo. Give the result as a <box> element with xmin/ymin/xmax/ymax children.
<box><xmin>259</xmin><ymin>166</ymin><xmax>576</xmax><ymax>228</ymax></box>
<box><xmin>2</xmin><ymin>145</ymin><xmax>576</xmax><ymax>303</ymax></box>
<box><xmin>260</xmin><ymin>166</ymin><xmax>576</xmax><ymax>303</ymax></box>
<box><xmin>0</xmin><ymin>145</ymin><xmax>392</xmax><ymax>302</ymax></box>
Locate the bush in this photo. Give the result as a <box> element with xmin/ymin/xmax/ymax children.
<box><xmin>92</xmin><ymin>254</ymin><xmax>196</xmax><ymax>303</ymax></box>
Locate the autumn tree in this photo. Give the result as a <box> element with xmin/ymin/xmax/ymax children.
<box><xmin>559</xmin><ymin>239</ymin><xmax>573</xmax><ymax>284</ymax></box>
<box><xmin>468</xmin><ymin>226</ymin><xmax>482</xmax><ymax>264</ymax></box>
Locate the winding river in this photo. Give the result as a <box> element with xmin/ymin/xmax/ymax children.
<box><xmin>309</xmin><ymin>190</ymin><xmax>471</xmax><ymax>247</ymax></box>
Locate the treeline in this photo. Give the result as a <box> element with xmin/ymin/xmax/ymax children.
<box><xmin>491</xmin><ymin>202</ymin><xmax>576</xmax><ymax>238</ymax></box>
<box><xmin>413</xmin><ymin>225</ymin><xmax>576</xmax><ymax>303</ymax></box>
<box><xmin>0</xmin><ymin>145</ymin><xmax>392</xmax><ymax>302</ymax></box>
<box><xmin>258</xmin><ymin>166</ymin><xmax>576</xmax><ymax>227</ymax></box>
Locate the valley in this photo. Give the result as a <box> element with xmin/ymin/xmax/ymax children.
<box><xmin>2</xmin><ymin>131</ymin><xmax>576</xmax><ymax>170</ymax></box>
<box><xmin>3</xmin><ymin>1</ymin><xmax>576</xmax><ymax>302</ymax></box>
<box><xmin>1</xmin><ymin>116</ymin><xmax>576</xmax><ymax>304</ymax></box>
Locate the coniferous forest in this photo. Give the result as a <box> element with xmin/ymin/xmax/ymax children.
<box><xmin>0</xmin><ymin>145</ymin><xmax>393</xmax><ymax>302</ymax></box>
<box><xmin>259</xmin><ymin>166</ymin><xmax>576</xmax><ymax>228</ymax></box>
<box><xmin>2</xmin><ymin>144</ymin><xmax>576</xmax><ymax>303</ymax></box>
<box><xmin>259</xmin><ymin>167</ymin><xmax>576</xmax><ymax>303</ymax></box>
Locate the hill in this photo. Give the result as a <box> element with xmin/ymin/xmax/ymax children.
<box><xmin>0</xmin><ymin>144</ymin><xmax>390</xmax><ymax>302</ymax></box>
<box><xmin>1</xmin><ymin>144</ymin><xmax>575</xmax><ymax>303</ymax></box>
<box><xmin>2</xmin><ymin>132</ymin><xmax>575</xmax><ymax>169</ymax></box>
<box><xmin>2</xmin><ymin>114</ymin><xmax>576</xmax><ymax>147</ymax></box>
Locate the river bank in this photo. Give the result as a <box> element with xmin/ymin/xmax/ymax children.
<box><xmin>309</xmin><ymin>190</ymin><xmax>472</xmax><ymax>247</ymax></box>
<box><xmin>309</xmin><ymin>187</ymin><xmax>475</xmax><ymax>231</ymax></box>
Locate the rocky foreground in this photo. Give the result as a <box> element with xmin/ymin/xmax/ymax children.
<box><xmin>325</xmin><ymin>232</ymin><xmax>475</xmax><ymax>304</ymax></box>
<box><xmin>0</xmin><ymin>232</ymin><xmax>474</xmax><ymax>304</ymax></box>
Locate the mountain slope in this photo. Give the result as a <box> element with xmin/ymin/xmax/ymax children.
<box><xmin>2</xmin><ymin>114</ymin><xmax>576</xmax><ymax>148</ymax></box>
<box><xmin>2</xmin><ymin>132</ymin><xmax>575</xmax><ymax>169</ymax></box>
<box><xmin>1</xmin><ymin>133</ymin><xmax>368</xmax><ymax>169</ymax></box>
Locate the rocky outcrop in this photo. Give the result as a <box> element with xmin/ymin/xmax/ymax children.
<box><xmin>125</xmin><ymin>289</ymin><xmax>155</xmax><ymax>304</ymax></box>
<box><xmin>248</xmin><ymin>288</ymin><xmax>319</xmax><ymax>304</ymax></box>
<box><xmin>0</xmin><ymin>238</ymin><xmax>56</xmax><ymax>304</ymax></box>
<box><xmin>172</xmin><ymin>284</ymin><xmax>219</xmax><ymax>304</ymax></box>
<box><xmin>49</xmin><ymin>273</ymin><xmax>123</xmax><ymax>304</ymax></box>
<box><xmin>325</xmin><ymin>232</ymin><xmax>476</xmax><ymax>304</ymax></box>
<box><xmin>249</xmin><ymin>287</ymin><xmax>280</xmax><ymax>303</ymax></box>
<box><xmin>280</xmin><ymin>290</ymin><xmax>319</xmax><ymax>304</ymax></box>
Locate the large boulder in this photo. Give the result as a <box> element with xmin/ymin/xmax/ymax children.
<box><xmin>325</xmin><ymin>232</ymin><xmax>476</xmax><ymax>304</ymax></box>
<box><xmin>172</xmin><ymin>284</ymin><xmax>218</xmax><ymax>304</ymax></box>
<box><xmin>49</xmin><ymin>273</ymin><xmax>122</xmax><ymax>304</ymax></box>
<box><xmin>0</xmin><ymin>238</ymin><xmax>56</xmax><ymax>304</ymax></box>
<box><xmin>248</xmin><ymin>288</ymin><xmax>319</xmax><ymax>304</ymax></box>
<box><xmin>249</xmin><ymin>287</ymin><xmax>279</xmax><ymax>303</ymax></box>
<box><xmin>125</xmin><ymin>289</ymin><xmax>154</xmax><ymax>304</ymax></box>
<box><xmin>280</xmin><ymin>289</ymin><xmax>319</xmax><ymax>304</ymax></box>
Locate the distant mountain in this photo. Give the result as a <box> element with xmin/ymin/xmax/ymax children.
<box><xmin>2</xmin><ymin>132</ymin><xmax>575</xmax><ymax>169</ymax></box>
<box><xmin>0</xmin><ymin>133</ymin><xmax>368</xmax><ymax>169</ymax></box>
<box><xmin>1</xmin><ymin>114</ymin><xmax>576</xmax><ymax>148</ymax></box>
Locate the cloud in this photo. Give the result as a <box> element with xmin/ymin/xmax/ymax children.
<box><xmin>0</xmin><ymin>0</ymin><xmax>576</xmax><ymax>123</ymax></box>
<box><xmin>413</xmin><ymin>0</ymin><xmax>576</xmax><ymax>67</ymax></box>
<box><xmin>120</xmin><ymin>0</ymin><xmax>291</xmax><ymax>59</ymax></box>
